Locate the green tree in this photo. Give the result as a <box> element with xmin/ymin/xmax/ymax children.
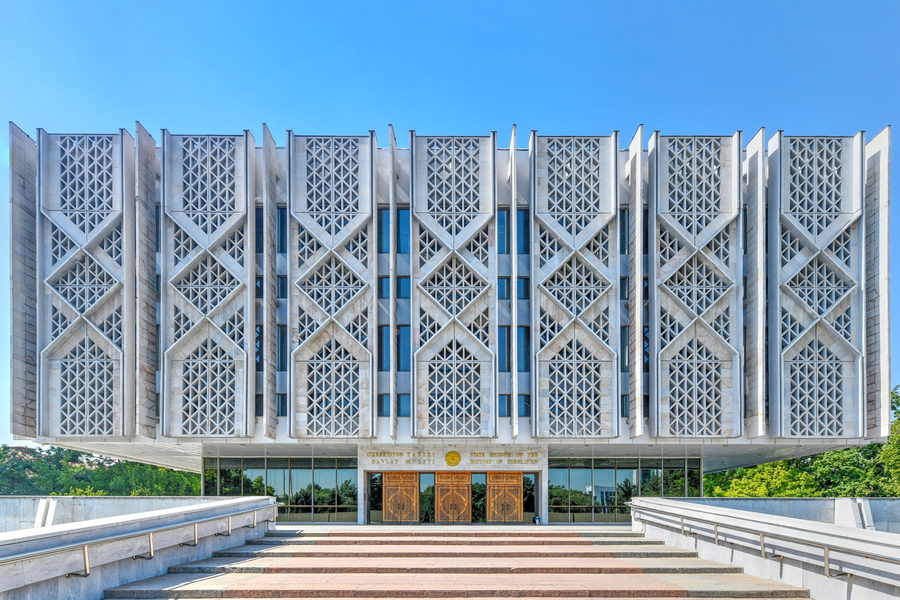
<box><xmin>709</xmin><ymin>462</ymin><xmax>820</xmax><ymax>497</ymax></box>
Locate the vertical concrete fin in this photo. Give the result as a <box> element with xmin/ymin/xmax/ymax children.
<box><xmin>864</xmin><ymin>126</ymin><xmax>891</xmax><ymax>438</ymax></box>
<box><xmin>9</xmin><ymin>122</ymin><xmax>38</xmax><ymax>437</ymax></box>
<box><xmin>261</xmin><ymin>124</ymin><xmax>279</xmax><ymax>438</ymax></box>
<box><xmin>743</xmin><ymin>128</ymin><xmax>767</xmax><ymax>438</ymax></box>
<box><xmin>627</xmin><ymin>125</ymin><xmax>645</xmax><ymax>438</ymax></box>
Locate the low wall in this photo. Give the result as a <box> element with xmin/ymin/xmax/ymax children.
<box><xmin>0</xmin><ymin>496</ymin><xmax>230</xmax><ymax>532</ymax></box>
<box><xmin>0</xmin><ymin>496</ymin><xmax>276</xmax><ymax>600</ymax></box>
<box><xmin>632</xmin><ymin>497</ymin><xmax>900</xmax><ymax>600</ymax></box>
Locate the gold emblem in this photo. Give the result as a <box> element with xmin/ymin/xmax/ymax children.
<box><xmin>444</xmin><ymin>451</ymin><xmax>461</xmax><ymax>466</ymax></box>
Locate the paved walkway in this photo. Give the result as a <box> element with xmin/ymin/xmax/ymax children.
<box><xmin>104</xmin><ymin>525</ymin><xmax>810</xmax><ymax>599</ymax></box>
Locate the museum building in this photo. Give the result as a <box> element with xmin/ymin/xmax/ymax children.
<box><xmin>8</xmin><ymin>123</ymin><xmax>892</xmax><ymax>524</ymax></box>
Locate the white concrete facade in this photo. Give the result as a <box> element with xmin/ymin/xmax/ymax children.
<box><xmin>8</xmin><ymin>124</ymin><xmax>892</xmax><ymax>476</ymax></box>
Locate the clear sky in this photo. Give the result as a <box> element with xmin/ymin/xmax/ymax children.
<box><xmin>1</xmin><ymin>0</ymin><xmax>897</xmax><ymax>444</ymax></box>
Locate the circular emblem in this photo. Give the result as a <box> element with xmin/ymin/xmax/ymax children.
<box><xmin>444</xmin><ymin>451</ymin><xmax>461</xmax><ymax>466</ymax></box>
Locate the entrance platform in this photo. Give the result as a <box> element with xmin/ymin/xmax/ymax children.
<box><xmin>105</xmin><ymin>525</ymin><xmax>809</xmax><ymax>598</ymax></box>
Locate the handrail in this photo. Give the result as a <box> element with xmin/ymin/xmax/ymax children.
<box><xmin>0</xmin><ymin>502</ymin><xmax>278</xmax><ymax>579</ymax></box>
<box><xmin>630</xmin><ymin>502</ymin><xmax>900</xmax><ymax>579</ymax></box>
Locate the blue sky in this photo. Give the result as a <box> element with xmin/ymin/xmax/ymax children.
<box><xmin>1</xmin><ymin>0</ymin><xmax>897</xmax><ymax>443</ymax></box>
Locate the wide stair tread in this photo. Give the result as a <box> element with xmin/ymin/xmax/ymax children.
<box><xmin>103</xmin><ymin>528</ymin><xmax>809</xmax><ymax>599</ymax></box>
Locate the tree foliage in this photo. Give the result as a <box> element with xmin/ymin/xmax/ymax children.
<box><xmin>0</xmin><ymin>445</ymin><xmax>200</xmax><ymax>496</ymax></box>
<box><xmin>707</xmin><ymin>388</ymin><xmax>900</xmax><ymax>498</ymax></box>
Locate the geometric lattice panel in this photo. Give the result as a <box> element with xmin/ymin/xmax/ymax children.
<box><xmin>425</xmin><ymin>138</ymin><xmax>480</xmax><ymax>237</ymax></box>
<box><xmin>543</xmin><ymin>255</ymin><xmax>608</xmax><ymax>316</ymax></box>
<box><xmin>306</xmin><ymin>340</ymin><xmax>360</xmax><ymax>437</ymax></box>
<box><xmin>58</xmin><ymin>333</ymin><xmax>115</xmax><ymax>435</ymax></box>
<box><xmin>667</xmin><ymin>339</ymin><xmax>722</xmax><ymax>436</ymax></box>
<box><xmin>788</xmin><ymin>337</ymin><xmax>843</xmax><ymax>436</ymax></box>
<box><xmin>545</xmin><ymin>137</ymin><xmax>604</xmax><ymax>236</ymax></box>
<box><xmin>181</xmin><ymin>339</ymin><xmax>236</xmax><ymax>436</ymax></box>
<box><xmin>50</xmin><ymin>253</ymin><xmax>116</xmax><ymax>313</ymax></box>
<box><xmin>787</xmin><ymin>138</ymin><xmax>842</xmax><ymax>238</ymax></box>
<box><xmin>58</xmin><ymin>135</ymin><xmax>115</xmax><ymax>234</ymax></box>
<box><xmin>299</xmin><ymin>255</ymin><xmax>364</xmax><ymax>316</ymax></box>
<box><xmin>181</xmin><ymin>136</ymin><xmax>236</xmax><ymax>235</ymax></box>
<box><xmin>427</xmin><ymin>339</ymin><xmax>481</xmax><ymax>436</ymax></box>
<box><xmin>174</xmin><ymin>254</ymin><xmax>238</xmax><ymax>314</ymax></box>
<box><xmin>666</xmin><ymin>137</ymin><xmax>721</xmax><ymax>238</ymax></box>
<box><xmin>421</xmin><ymin>255</ymin><xmax>485</xmax><ymax>316</ymax></box>
<box><xmin>304</xmin><ymin>137</ymin><xmax>359</xmax><ymax>236</ymax></box>
<box><xmin>787</xmin><ymin>256</ymin><xmax>850</xmax><ymax>315</ymax></box>
<box><xmin>547</xmin><ymin>338</ymin><xmax>607</xmax><ymax>437</ymax></box>
<box><xmin>664</xmin><ymin>254</ymin><xmax>729</xmax><ymax>316</ymax></box>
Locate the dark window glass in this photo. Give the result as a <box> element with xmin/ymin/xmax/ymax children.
<box><xmin>642</xmin><ymin>208</ymin><xmax>649</xmax><ymax>254</ymax></box>
<box><xmin>396</xmin><ymin>325</ymin><xmax>411</xmax><ymax>371</ymax></box>
<box><xmin>620</xmin><ymin>326</ymin><xmax>629</xmax><ymax>372</ymax></box>
<box><xmin>396</xmin><ymin>394</ymin><xmax>411</xmax><ymax>417</ymax></box>
<box><xmin>377</xmin><ymin>277</ymin><xmax>390</xmax><ymax>299</ymax></box>
<box><xmin>368</xmin><ymin>473</ymin><xmax>383</xmax><ymax>523</ymax></box>
<box><xmin>276</xmin><ymin>394</ymin><xmax>287</xmax><ymax>417</ymax></box>
<box><xmin>276</xmin><ymin>206</ymin><xmax>287</xmax><ymax>253</ymax></box>
<box><xmin>522</xmin><ymin>473</ymin><xmax>536</xmax><ymax>522</ymax></box>
<box><xmin>244</xmin><ymin>458</ymin><xmax>267</xmax><ymax>495</ymax></box>
<box><xmin>203</xmin><ymin>459</ymin><xmax>218</xmax><ymax>495</ymax></box>
<box><xmin>620</xmin><ymin>278</ymin><xmax>628</xmax><ymax>300</ymax></box>
<box><xmin>219</xmin><ymin>459</ymin><xmax>243</xmax><ymax>496</ymax></box>
<box><xmin>255</xmin><ymin>325</ymin><xmax>263</xmax><ymax>371</ymax></box>
<box><xmin>397</xmin><ymin>208</ymin><xmax>410</xmax><ymax>253</ymax></box>
<box><xmin>497</xmin><ymin>209</ymin><xmax>510</xmax><ymax>254</ymax></box>
<box><xmin>516</xmin><ymin>208</ymin><xmax>530</xmax><ymax>254</ymax></box>
<box><xmin>517</xmin><ymin>326</ymin><xmax>531</xmax><ymax>372</ymax></box>
<box><xmin>377</xmin><ymin>208</ymin><xmax>390</xmax><ymax>253</ymax></box>
<box><xmin>498</xmin><ymin>326</ymin><xmax>511</xmax><ymax>372</ymax></box>
<box><xmin>517</xmin><ymin>277</ymin><xmax>530</xmax><ymax>299</ymax></box>
<box><xmin>517</xmin><ymin>394</ymin><xmax>531</xmax><ymax>418</ymax></box>
<box><xmin>642</xmin><ymin>324</ymin><xmax>650</xmax><ymax>373</ymax></box>
<box><xmin>255</xmin><ymin>276</ymin><xmax>263</xmax><ymax>299</ymax></box>
<box><xmin>154</xmin><ymin>205</ymin><xmax>161</xmax><ymax>251</ymax></box>
<box><xmin>255</xmin><ymin>207</ymin><xmax>264</xmax><ymax>253</ymax></box>
<box><xmin>498</xmin><ymin>277</ymin><xmax>510</xmax><ymax>299</ymax></box>
<box><xmin>377</xmin><ymin>325</ymin><xmax>390</xmax><ymax>371</ymax></box>
<box><xmin>276</xmin><ymin>325</ymin><xmax>288</xmax><ymax>371</ymax></box>
<box><xmin>396</xmin><ymin>276</ymin><xmax>410</xmax><ymax>299</ymax></box>
<box><xmin>619</xmin><ymin>208</ymin><xmax>629</xmax><ymax>254</ymax></box>
<box><xmin>471</xmin><ymin>473</ymin><xmax>486</xmax><ymax>523</ymax></box>
<box><xmin>499</xmin><ymin>394</ymin><xmax>511</xmax><ymax>417</ymax></box>
<box><xmin>277</xmin><ymin>275</ymin><xmax>287</xmax><ymax>299</ymax></box>
<box><xmin>377</xmin><ymin>394</ymin><xmax>390</xmax><ymax>417</ymax></box>
<box><xmin>419</xmin><ymin>472</ymin><xmax>434</xmax><ymax>523</ymax></box>
<box><xmin>255</xmin><ymin>394</ymin><xmax>264</xmax><ymax>417</ymax></box>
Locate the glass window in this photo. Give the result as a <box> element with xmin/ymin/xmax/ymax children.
<box><xmin>255</xmin><ymin>276</ymin><xmax>263</xmax><ymax>299</ymax></box>
<box><xmin>522</xmin><ymin>473</ymin><xmax>536</xmax><ymax>523</ymax></box>
<box><xmin>548</xmin><ymin>465</ymin><xmax>569</xmax><ymax>522</ymax></box>
<box><xmin>396</xmin><ymin>276</ymin><xmax>410</xmax><ymax>299</ymax></box>
<box><xmin>517</xmin><ymin>394</ymin><xmax>531</xmax><ymax>418</ymax></box>
<box><xmin>203</xmin><ymin>459</ymin><xmax>218</xmax><ymax>496</ymax></box>
<box><xmin>620</xmin><ymin>327</ymin><xmax>629</xmax><ymax>372</ymax></box>
<box><xmin>255</xmin><ymin>394</ymin><xmax>263</xmax><ymax>417</ymax></box>
<box><xmin>396</xmin><ymin>394</ymin><xmax>411</xmax><ymax>418</ymax></box>
<box><xmin>377</xmin><ymin>277</ymin><xmax>390</xmax><ymax>299</ymax></box>
<box><xmin>498</xmin><ymin>277</ymin><xmax>510</xmax><ymax>300</ymax></box>
<box><xmin>288</xmin><ymin>458</ymin><xmax>313</xmax><ymax>520</ymax></box>
<box><xmin>377</xmin><ymin>208</ymin><xmax>390</xmax><ymax>253</ymax></box>
<box><xmin>498</xmin><ymin>326</ymin><xmax>511</xmax><ymax>372</ymax></box>
<box><xmin>276</xmin><ymin>206</ymin><xmax>287</xmax><ymax>253</ymax></box>
<box><xmin>471</xmin><ymin>473</ymin><xmax>486</xmax><ymax>523</ymax></box>
<box><xmin>336</xmin><ymin>458</ymin><xmax>358</xmax><ymax>513</ymax></box>
<box><xmin>593</xmin><ymin>463</ymin><xmax>616</xmax><ymax>508</ymax></box>
<box><xmin>276</xmin><ymin>325</ymin><xmax>288</xmax><ymax>371</ymax></box>
<box><xmin>255</xmin><ymin>206</ymin><xmax>264</xmax><ymax>253</ymax></box>
<box><xmin>616</xmin><ymin>459</ymin><xmax>638</xmax><ymax>509</ymax></box>
<box><xmin>687</xmin><ymin>459</ymin><xmax>703</xmax><ymax>497</ymax></box>
<box><xmin>276</xmin><ymin>394</ymin><xmax>287</xmax><ymax>417</ymax></box>
<box><xmin>663</xmin><ymin>458</ymin><xmax>687</xmax><ymax>497</ymax></box>
<box><xmin>368</xmin><ymin>473</ymin><xmax>383</xmax><ymax>524</ymax></box>
<box><xmin>243</xmin><ymin>458</ymin><xmax>268</xmax><ymax>495</ymax></box>
<box><xmin>267</xmin><ymin>458</ymin><xmax>290</xmax><ymax>504</ymax></box>
<box><xmin>640</xmin><ymin>459</ymin><xmax>663</xmax><ymax>497</ymax></box>
<box><xmin>155</xmin><ymin>205</ymin><xmax>161</xmax><ymax>251</ymax></box>
<box><xmin>517</xmin><ymin>326</ymin><xmax>530</xmax><ymax>372</ymax></box>
<box><xmin>517</xmin><ymin>277</ymin><xmax>530</xmax><ymax>299</ymax></box>
<box><xmin>397</xmin><ymin>208</ymin><xmax>410</xmax><ymax>253</ymax></box>
<box><xmin>619</xmin><ymin>208</ymin><xmax>629</xmax><ymax>254</ymax></box>
<box><xmin>377</xmin><ymin>394</ymin><xmax>390</xmax><ymax>417</ymax></box>
<box><xmin>313</xmin><ymin>461</ymin><xmax>337</xmax><ymax>521</ymax></box>
<box><xmin>498</xmin><ymin>394</ymin><xmax>511</xmax><ymax>417</ymax></box>
<box><xmin>569</xmin><ymin>460</ymin><xmax>593</xmax><ymax>509</ymax></box>
<box><xmin>377</xmin><ymin>325</ymin><xmax>390</xmax><ymax>371</ymax></box>
<box><xmin>219</xmin><ymin>459</ymin><xmax>243</xmax><ymax>496</ymax></box>
<box><xmin>396</xmin><ymin>325</ymin><xmax>410</xmax><ymax>371</ymax></box>
<box><xmin>419</xmin><ymin>473</ymin><xmax>434</xmax><ymax>523</ymax></box>
<box><xmin>516</xmin><ymin>208</ymin><xmax>530</xmax><ymax>254</ymax></box>
<box><xmin>497</xmin><ymin>209</ymin><xmax>510</xmax><ymax>254</ymax></box>
<box><xmin>277</xmin><ymin>275</ymin><xmax>287</xmax><ymax>299</ymax></box>
<box><xmin>255</xmin><ymin>325</ymin><xmax>263</xmax><ymax>371</ymax></box>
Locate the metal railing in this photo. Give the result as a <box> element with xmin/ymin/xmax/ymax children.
<box><xmin>0</xmin><ymin>504</ymin><xmax>277</xmax><ymax>579</ymax></box>
<box><xmin>630</xmin><ymin>502</ymin><xmax>900</xmax><ymax>579</ymax></box>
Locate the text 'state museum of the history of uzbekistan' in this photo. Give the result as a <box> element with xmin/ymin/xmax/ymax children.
<box><xmin>7</xmin><ymin>122</ymin><xmax>892</xmax><ymax>524</ymax></box>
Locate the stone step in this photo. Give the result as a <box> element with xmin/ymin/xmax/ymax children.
<box><xmin>170</xmin><ymin>555</ymin><xmax>744</xmax><ymax>574</ymax></box>
<box><xmin>248</xmin><ymin>535</ymin><xmax>659</xmax><ymax>545</ymax></box>
<box><xmin>264</xmin><ymin>529</ymin><xmax>643</xmax><ymax>538</ymax></box>
<box><xmin>214</xmin><ymin>543</ymin><xmax>700</xmax><ymax>559</ymax></box>
<box><xmin>103</xmin><ymin>571</ymin><xmax>810</xmax><ymax>599</ymax></box>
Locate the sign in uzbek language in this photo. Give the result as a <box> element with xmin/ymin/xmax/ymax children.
<box><xmin>359</xmin><ymin>445</ymin><xmax>546</xmax><ymax>471</ymax></box>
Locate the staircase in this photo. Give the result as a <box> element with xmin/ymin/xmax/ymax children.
<box><xmin>104</xmin><ymin>526</ymin><xmax>809</xmax><ymax>598</ymax></box>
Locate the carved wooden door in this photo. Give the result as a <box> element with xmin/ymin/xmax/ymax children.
<box><xmin>435</xmin><ymin>472</ymin><xmax>471</xmax><ymax>523</ymax></box>
<box><xmin>382</xmin><ymin>472</ymin><xmax>419</xmax><ymax>523</ymax></box>
<box><xmin>487</xmin><ymin>472</ymin><xmax>523</xmax><ymax>522</ymax></box>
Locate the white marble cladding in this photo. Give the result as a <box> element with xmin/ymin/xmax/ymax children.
<box><xmin>9</xmin><ymin>125</ymin><xmax>891</xmax><ymax>453</ymax></box>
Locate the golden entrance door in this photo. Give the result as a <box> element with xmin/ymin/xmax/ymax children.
<box><xmin>487</xmin><ymin>472</ymin><xmax>523</xmax><ymax>522</ymax></box>
<box><xmin>382</xmin><ymin>472</ymin><xmax>419</xmax><ymax>523</ymax></box>
<box><xmin>435</xmin><ymin>472</ymin><xmax>471</xmax><ymax>523</ymax></box>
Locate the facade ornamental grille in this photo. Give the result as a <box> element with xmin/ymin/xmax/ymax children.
<box><xmin>174</xmin><ymin>253</ymin><xmax>239</xmax><ymax>314</ymax></box>
<box><xmin>425</xmin><ymin>137</ymin><xmax>480</xmax><ymax>236</ymax></box>
<box><xmin>545</xmin><ymin>137</ymin><xmax>605</xmax><ymax>235</ymax></box>
<box><xmin>59</xmin><ymin>333</ymin><xmax>115</xmax><ymax>435</ymax></box>
<box><xmin>181</xmin><ymin>339</ymin><xmax>236</xmax><ymax>436</ymax></box>
<box><xmin>299</xmin><ymin>254</ymin><xmax>364</xmax><ymax>316</ymax></box>
<box><xmin>547</xmin><ymin>338</ymin><xmax>607</xmax><ymax>437</ymax></box>
<box><xmin>421</xmin><ymin>255</ymin><xmax>485</xmax><ymax>315</ymax></box>
<box><xmin>58</xmin><ymin>135</ymin><xmax>114</xmax><ymax>234</ymax></box>
<box><xmin>666</xmin><ymin>137</ymin><xmax>721</xmax><ymax>238</ymax></box>
<box><xmin>788</xmin><ymin>137</ymin><xmax>842</xmax><ymax>237</ymax></box>
<box><xmin>668</xmin><ymin>339</ymin><xmax>723</xmax><ymax>436</ymax></box>
<box><xmin>181</xmin><ymin>136</ymin><xmax>236</xmax><ymax>234</ymax></box>
<box><xmin>427</xmin><ymin>339</ymin><xmax>481</xmax><ymax>437</ymax></box>
<box><xmin>305</xmin><ymin>340</ymin><xmax>360</xmax><ymax>437</ymax></box>
<box><xmin>543</xmin><ymin>255</ymin><xmax>608</xmax><ymax>316</ymax></box>
<box><xmin>305</xmin><ymin>137</ymin><xmax>359</xmax><ymax>235</ymax></box>
<box><xmin>788</xmin><ymin>337</ymin><xmax>843</xmax><ymax>436</ymax></box>
<box><xmin>50</xmin><ymin>252</ymin><xmax>116</xmax><ymax>313</ymax></box>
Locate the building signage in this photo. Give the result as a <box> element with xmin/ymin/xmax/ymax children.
<box><xmin>359</xmin><ymin>445</ymin><xmax>546</xmax><ymax>471</ymax></box>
